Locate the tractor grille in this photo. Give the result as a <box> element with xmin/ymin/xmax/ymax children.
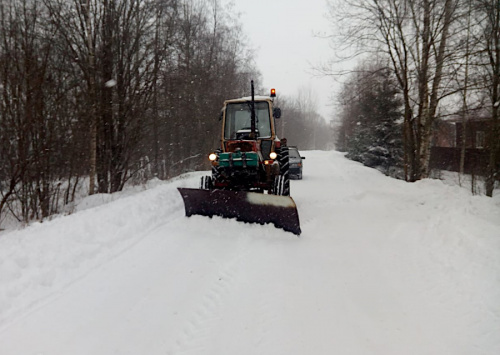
<box><xmin>218</xmin><ymin>151</ymin><xmax>259</xmax><ymax>168</ymax></box>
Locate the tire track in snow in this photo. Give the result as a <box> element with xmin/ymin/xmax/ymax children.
<box><xmin>167</xmin><ymin>239</ymin><xmax>251</xmax><ymax>355</ymax></box>
<box><xmin>251</xmin><ymin>278</ymin><xmax>283</xmax><ymax>353</ymax></box>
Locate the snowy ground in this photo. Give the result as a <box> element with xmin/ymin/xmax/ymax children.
<box><xmin>0</xmin><ymin>150</ymin><xmax>499</xmax><ymax>355</ymax></box>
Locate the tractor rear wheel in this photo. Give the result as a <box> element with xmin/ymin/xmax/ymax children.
<box><xmin>277</xmin><ymin>147</ymin><xmax>290</xmax><ymax>196</ymax></box>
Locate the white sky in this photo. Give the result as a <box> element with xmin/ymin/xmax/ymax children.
<box><xmin>228</xmin><ymin>0</ymin><xmax>337</xmax><ymax>120</ymax></box>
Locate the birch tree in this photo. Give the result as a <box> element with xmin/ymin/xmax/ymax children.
<box><xmin>329</xmin><ymin>0</ymin><xmax>459</xmax><ymax>181</ymax></box>
<box><xmin>475</xmin><ymin>0</ymin><xmax>500</xmax><ymax>196</ymax></box>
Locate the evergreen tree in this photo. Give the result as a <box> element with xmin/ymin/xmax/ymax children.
<box><xmin>338</xmin><ymin>64</ymin><xmax>404</xmax><ymax>177</ymax></box>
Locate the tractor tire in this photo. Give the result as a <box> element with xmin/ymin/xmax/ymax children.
<box><xmin>211</xmin><ymin>149</ymin><xmax>222</xmax><ymax>183</ymax></box>
<box><xmin>272</xmin><ymin>175</ymin><xmax>284</xmax><ymax>195</ymax></box>
<box><xmin>277</xmin><ymin>147</ymin><xmax>290</xmax><ymax>196</ymax></box>
<box><xmin>200</xmin><ymin>175</ymin><xmax>213</xmax><ymax>190</ymax></box>
<box><xmin>211</xmin><ymin>165</ymin><xmax>221</xmax><ymax>182</ymax></box>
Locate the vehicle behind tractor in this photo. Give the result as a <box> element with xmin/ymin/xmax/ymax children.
<box><xmin>178</xmin><ymin>81</ymin><xmax>301</xmax><ymax>235</ymax></box>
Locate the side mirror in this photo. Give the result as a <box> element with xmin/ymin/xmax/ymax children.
<box><xmin>301</xmin><ymin>157</ymin><xmax>306</xmax><ymax>160</ymax></box>
<box><xmin>273</xmin><ymin>107</ymin><xmax>281</xmax><ymax>119</ymax></box>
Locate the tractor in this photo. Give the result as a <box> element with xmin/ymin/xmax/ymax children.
<box><xmin>178</xmin><ymin>81</ymin><xmax>301</xmax><ymax>235</ymax></box>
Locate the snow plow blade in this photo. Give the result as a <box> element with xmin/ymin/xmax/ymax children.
<box><xmin>177</xmin><ymin>188</ymin><xmax>301</xmax><ymax>235</ymax></box>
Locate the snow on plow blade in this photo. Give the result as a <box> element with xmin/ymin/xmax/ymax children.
<box><xmin>177</xmin><ymin>188</ymin><xmax>301</xmax><ymax>235</ymax></box>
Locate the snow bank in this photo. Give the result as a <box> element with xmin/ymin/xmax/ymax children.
<box><xmin>0</xmin><ymin>173</ymin><xmax>204</xmax><ymax>329</ymax></box>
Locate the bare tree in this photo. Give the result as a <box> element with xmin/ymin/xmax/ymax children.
<box><xmin>43</xmin><ymin>0</ymin><xmax>102</xmax><ymax>193</ymax></box>
<box><xmin>0</xmin><ymin>0</ymin><xmax>88</xmax><ymax>226</ymax></box>
<box><xmin>458</xmin><ymin>0</ymin><xmax>472</xmax><ymax>181</ymax></box>
<box><xmin>328</xmin><ymin>0</ymin><xmax>459</xmax><ymax>181</ymax></box>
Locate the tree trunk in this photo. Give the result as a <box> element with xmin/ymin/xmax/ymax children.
<box><xmin>87</xmin><ymin>0</ymin><xmax>97</xmax><ymax>195</ymax></box>
<box><xmin>485</xmin><ymin>0</ymin><xmax>500</xmax><ymax>197</ymax></box>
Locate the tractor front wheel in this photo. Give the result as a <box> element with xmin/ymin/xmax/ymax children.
<box><xmin>272</xmin><ymin>175</ymin><xmax>283</xmax><ymax>195</ymax></box>
<box><xmin>200</xmin><ymin>175</ymin><xmax>213</xmax><ymax>190</ymax></box>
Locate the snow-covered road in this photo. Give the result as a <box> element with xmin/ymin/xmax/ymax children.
<box><xmin>1</xmin><ymin>151</ymin><xmax>499</xmax><ymax>354</ymax></box>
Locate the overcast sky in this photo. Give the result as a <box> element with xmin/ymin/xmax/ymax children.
<box><xmin>227</xmin><ymin>0</ymin><xmax>337</xmax><ymax>120</ymax></box>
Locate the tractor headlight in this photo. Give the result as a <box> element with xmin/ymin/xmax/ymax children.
<box><xmin>269</xmin><ymin>152</ymin><xmax>277</xmax><ymax>160</ymax></box>
<box><xmin>208</xmin><ymin>153</ymin><xmax>217</xmax><ymax>161</ymax></box>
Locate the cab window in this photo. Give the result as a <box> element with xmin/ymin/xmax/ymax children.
<box><xmin>224</xmin><ymin>102</ymin><xmax>272</xmax><ymax>139</ymax></box>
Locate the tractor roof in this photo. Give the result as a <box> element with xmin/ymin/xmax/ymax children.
<box><xmin>224</xmin><ymin>96</ymin><xmax>273</xmax><ymax>105</ymax></box>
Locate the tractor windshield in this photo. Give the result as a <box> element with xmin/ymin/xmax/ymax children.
<box><xmin>224</xmin><ymin>101</ymin><xmax>272</xmax><ymax>139</ymax></box>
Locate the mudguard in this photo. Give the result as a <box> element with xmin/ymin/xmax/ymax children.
<box><xmin>177</xmin><ymin>188</ymin><xmax>301</xmax><ymax>235</ymax></box>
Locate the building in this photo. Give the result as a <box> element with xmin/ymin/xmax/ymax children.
<box><xmin>430</xmin><ymin>117</ymin><xmax>491</xmax><ymax>175</ymax></box>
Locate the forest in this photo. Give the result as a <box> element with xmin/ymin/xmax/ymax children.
<box><xmin>0</xmin><ymin>0</ymin><xmax>329</xmax><ymax>228</ymax></box>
